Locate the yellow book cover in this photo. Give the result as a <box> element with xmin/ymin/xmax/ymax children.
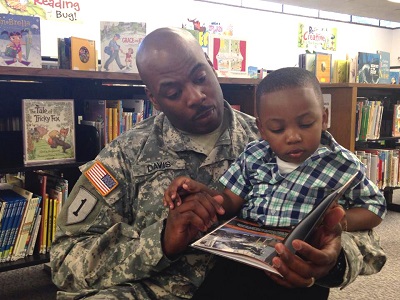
<box><xmin>107</xmin><ymin>107</ymin><xmax>113</xmax><ymax>142</ymax></box>
<box><xmin>112</xmin><ymin>108</ymin><xmax>118</xmax><ymax>140</ymax></box>
<box><xmin>47</xmin><ymin>198</ymin><xmax>53</xmax><ymax>250</ymax></box>
<box><xmin>52</xmin><ymin>198</ymin><xmax>58</xmax><ymax>245</ymax></box>
<box><xmin>70</xmin><ymin>36</ymin><xmax>96</xmax><ymax>71</ymax></box>
<box><xmin>315</xmin><ymin>53</ymin><xmax>332</xmax><ymax>83</ymax></box>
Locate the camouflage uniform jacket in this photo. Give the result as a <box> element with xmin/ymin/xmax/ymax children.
<box><xmin>50</xmin><ymin>102</ymin><xmax>386</xmax><ymax>299</ymax></box>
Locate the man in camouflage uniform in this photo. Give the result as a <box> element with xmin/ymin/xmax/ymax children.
<box><xmin>50</xmin><ymin>27</ymin><xmax>386</xmax><ymax>299</ymax></box>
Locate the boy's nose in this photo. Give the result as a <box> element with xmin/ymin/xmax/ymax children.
<box><xmin>286</xmin><ymin>130</ymin><xmax>302</xmax><ymax>144</ymax></box>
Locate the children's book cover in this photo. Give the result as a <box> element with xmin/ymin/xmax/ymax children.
<box><xmin>315</xmin><ymin>53</ymin><xmax>331</xmax><ymax>83</ymax></box>
<box><xmin>0</xmin><ymin>13</ymin><xmax>41</xmax><ymax>68</ymax></box>
<box><xmin>389</xmin><ymin>71</ymin><xmax>399</xmax><ymax>84</ymax></box>
<box><xmin>70</xmin><ymin>36</ymin><xmax>96</xmax><ymax>71</ymax></box>
<box><xmin>208</xmin><ymin>34</ymin><xmax>247</xmax><ymax>78</ymax></box>
<box><xmin>22</xmin><ymin>99</ymin><xmax>76</xmax><ymax>165</ymax></box>
<box><xmin>377</xmin><ymin>50</ymin><xmax>390</xmax><ymax>84</ymax></box>
<box><xmin>357</xmin><ymin>52</ymin><xmax>380</xmax><ymax>84</ymax></box>
<box><xmin>100</xmin><ymin>21</ymin><xmax>146</xmax><ymax>73</ymax></box>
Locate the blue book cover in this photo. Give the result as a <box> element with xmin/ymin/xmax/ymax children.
<box><xmin>0</xmin><ymin>13</ymin><xmax>41</xmax><ymax>68</ymax></box>
<box><xmin>2</xmin><ymin>198</ymin><xmax>26</xmax><ymax>261</ymax></box>
<box><xmin>0</xmin><ymin>189</ymin><xmax>27</xmax><ymax>260</ymax></box>
<box><xmin>377</xmin><ymin>51</ymin><xmax>390</xmax><ymax>84</ymax></box>
<box><xmin>357</xmin><ymin>52</ymin><xmax>380</xmax><ymax>84</ymax></box>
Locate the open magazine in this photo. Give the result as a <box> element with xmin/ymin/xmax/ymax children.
<box><xmin>191</xmin><ymin>173</ymin><xmax>357</xmax><ymax>276</ymax></box>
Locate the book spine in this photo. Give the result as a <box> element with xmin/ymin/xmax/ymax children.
<box><xmin>2</xmin><ymin>199</ymin><xmax>26</xmax><ymax>262</ymax></box>
<box><xmin>28</xmin><ymin>212</ymin><xmax>42</xmax><ymax>256</ymax></box>
<box><xmin>11</xmin><ymin>197</ymin><xmax>35</xmax><ymax>260</ymax></box>
<box><xmin>0</xmin><ymin>201</ymin><xmax>18</xmax><ymax>261</ymax></box>
<box><xmin>23</xmin><ymin>196</ymin><xmax>42</xmax><ymax>257</ymax></box>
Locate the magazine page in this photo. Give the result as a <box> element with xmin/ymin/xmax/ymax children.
<box><xmin>191</xmin><ymin>217</ymin><xmax>291</xmax><ymax>276</ymax></box>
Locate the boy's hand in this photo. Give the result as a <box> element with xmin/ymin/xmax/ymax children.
<box><xmin>163</xmin><ymin>176</ymin><xmax>206</xmax><ymax>209</ymax></box>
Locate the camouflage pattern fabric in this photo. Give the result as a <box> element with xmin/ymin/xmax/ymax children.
<box><xmin>50</xmin><ymin>102</ymin><xmax>386</xmax><ymax>299</ymax></box>
<box><xmin>340</xmin><ymin>229</ymin><xmax>387</xmax><ymax>289</ymax></box>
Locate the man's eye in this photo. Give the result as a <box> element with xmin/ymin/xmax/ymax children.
<box><xmin>194</xmin><ymin>75</ymin><xmax>206</xmax><ymax>84</ymax></box>
<box><xmin>166</xmin><ymin>91</ymin><xmax>181</xmax><ymax>100</ymax></box>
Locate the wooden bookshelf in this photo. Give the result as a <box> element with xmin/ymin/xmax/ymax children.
<box><xmin>321</xmin><ymin>82</ymin><xmax>400</xmax><ymax>211</ymax></box>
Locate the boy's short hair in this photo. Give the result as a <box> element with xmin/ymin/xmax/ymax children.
<box><xmin>256</xmin><ymin>67</ymin><xmax>323</xmax><ymax>112</ymax></box>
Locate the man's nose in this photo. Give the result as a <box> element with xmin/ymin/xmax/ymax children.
<box><xmin>186</xmin><ymin>84</ymin><xmax>205</xmax><ymax>106</ymax></box>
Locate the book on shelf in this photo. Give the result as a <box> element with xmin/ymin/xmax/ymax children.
<box><xmin>314</xmin><ymin>53</ymin><xmax>332</xmax><ymax>83</ymax></box>
<box><xmin>347</xmin><ymin>53</ymin><xmax>358</xmax><ymax>83</ymax></box>
<box><xmin>0</xmin><ymin>13</ymin><xmax>42</xmax><ymax>68</ymax></box>
<box><xmin>357</xmin><ymin>52</ymin><xmax>380</xmax><ymax>84</ymax></box>
<box><xmin>332</xmin><ymin>59</ymin><xmax>349</xmax><ymax>83</ymax></box>
<box><xmin>83</xmin><ymin>100</ymin><xmax>107</xmax><ymax>148</ymax></box>
<box><xmin>298</xmin><ymin>53</ymin><xmax>316</xmax><ymax>74</ymax></box>
<box><xmin>393</xmin><ymin>104</ymin><xmax>400</xmax><ymax>137</ymax></box>
<box><xmin>389</xmin><ymin>70</ymin><xmax>399</xmax><ymax>84</ymax></box>
<box><xmin>100</xmin><ymin>21</ymin><xmax>146</xmax><ymax>73</ymax></box>
<box><xmin>21</xmin><ymin>99</ymin><xmax>76</xmax><ymax>166</ymax></box>
<box><xmin>191</xmin><ymin>173</ymin><xmax>357</xmax><ymax>276</ymax></box>
<box><xmin>9</xmin><ymin>186</ymin><xmax>39</xmax><ymax>261</ymax></box>
<box><xmin>0</xmin><ymin>188</ymin><xmax>27</xmax><ymax>262</ymax></box>
<box><xmin>70</xmin><ymin>36</ymin><xmax>97</xmax><ymax>71</ymax></box>
<box><xmin>377</xmin><ymin>50</ymin><xmax>390</xmax><ymax>84</ymax></box>
<box><xmin>57</xmin><ymin>37</ymin><xmax>71</xmax><ymax>69</ymax></box>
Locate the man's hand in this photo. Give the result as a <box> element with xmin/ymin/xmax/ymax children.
<box><xmin>266</xmin><ymin>205</ymin><xmax>345</xmax><ymax>288</ymax></box>
<box><xmin>162</xmin><ymin>191</ymin><xmax>225</xmax><ymax>257</ymax></box>
<box><xmin>163</xmin><ymin>176</ymin><xmax>210</xmax><ymax>209</ymax></box>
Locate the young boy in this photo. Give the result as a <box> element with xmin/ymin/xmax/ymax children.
<box><xmin>164</xmin><ymin>67</ymin><xmax>386</xmax><ymax>232</ymax></box>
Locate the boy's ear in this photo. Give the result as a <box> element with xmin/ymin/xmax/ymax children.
<box><xmin>144</xmin><ymin>87</ymin><xmax>161</xmax><ymax>111</ymax></box>
<box><xmin>322</xmin><ymin>107</ymin><xmax>329</xmax><ymax>130</ymax></box>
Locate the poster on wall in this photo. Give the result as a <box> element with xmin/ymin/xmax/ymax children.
<box><xmin>0</xmin><ymin>0</ymin><xmax>82</xmax><ymax>22</ymax></box>
<box><xmin>208</xmin><ymin>35</ymin><xmax>247</xmax><ymax>78</ymax></box>
<box><xmin>298</xmin><ymin>23</ymin><xmax>337</xmax><ymax>52</ymax></box>
<box><xmin>182</xmin><ymin>18</ymin><xmax>233</xmax><ymax>53</ymax></box>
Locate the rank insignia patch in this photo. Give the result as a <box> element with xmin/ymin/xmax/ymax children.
<box><xmin>84</xmin><ymin>161</ymin><xmax>118</xmax><ymax>196</ymax></box>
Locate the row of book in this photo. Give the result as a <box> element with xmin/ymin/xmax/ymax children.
<box><xmin>355</xmin><ymin>98</ymin><xmax>400</xmax><ymax>141</ymax></box>
<box><xmin>356</xmin><ymin>149</ymin><xmax>400</xmax><ymax>190</ymax></box>
<box><xmin>355</xmin><ymin>98</ymin><xmax>385</xmax><ymax>141</ymax></box>
<box><xmin>0</xmin><ymin>13</ymin><xmax>147</xmax><ymax>74</ymax></box>
<box><xmin>0</xmin><ymin>171</ymin><xmax>68</xmax><ymax>262</ymax></box>
<box><xmin>299</xmin><ymin>50</ymin><xmax>395</xmax><ymax>85</ymax></box>
<box><xmin>82</xmin><ymin>99</ymin><xmax>159</xmax><ymax>149</ymax></box>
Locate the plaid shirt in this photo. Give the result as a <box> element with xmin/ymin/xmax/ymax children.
<box><xmin>220</xmin><ymin>131</ymin><xmax>386</xmax><ymax>227</ymax></box>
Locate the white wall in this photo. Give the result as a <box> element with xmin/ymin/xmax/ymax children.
<box><xmin>38</xmin><ymin>0</ymin><xmax>398</xmax><ymax>69</ymax></box>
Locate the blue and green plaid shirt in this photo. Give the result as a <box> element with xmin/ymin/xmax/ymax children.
<box><xmin>220</xmin><ymin>131</ymin><xmax>387</xmax><ymax>227</ymax></box>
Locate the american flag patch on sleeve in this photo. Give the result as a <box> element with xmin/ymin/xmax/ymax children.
<box><xmin>84</xmin><ymin>161</ymin><xmax>119</xmax><ymax>196</ymax></box>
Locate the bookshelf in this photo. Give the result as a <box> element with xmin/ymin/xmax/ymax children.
<box><xmin>320</xmin><ymin>83</ymin><xmax>400</xmax><ymax>212</ymax></box>
<box><xmin>0</xmin><ymin>66</ymin><xmax>259</xmax><ymax>272</ymax></box>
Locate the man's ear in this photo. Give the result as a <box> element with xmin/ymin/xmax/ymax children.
<box><xmin>144</xmin><ymin>87</ymin><xmax>161</xmax><ymax>111</ymax></box>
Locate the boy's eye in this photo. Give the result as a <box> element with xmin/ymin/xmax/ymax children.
<box><xmin>300</xmin><ymin>122</ymin><xmax>315</xmax><ymax>128</ymax></box>
<box><xmin>269</xmin><ymin>128</ymin><xmax>284</xmax><ymax>134</ymax></box>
